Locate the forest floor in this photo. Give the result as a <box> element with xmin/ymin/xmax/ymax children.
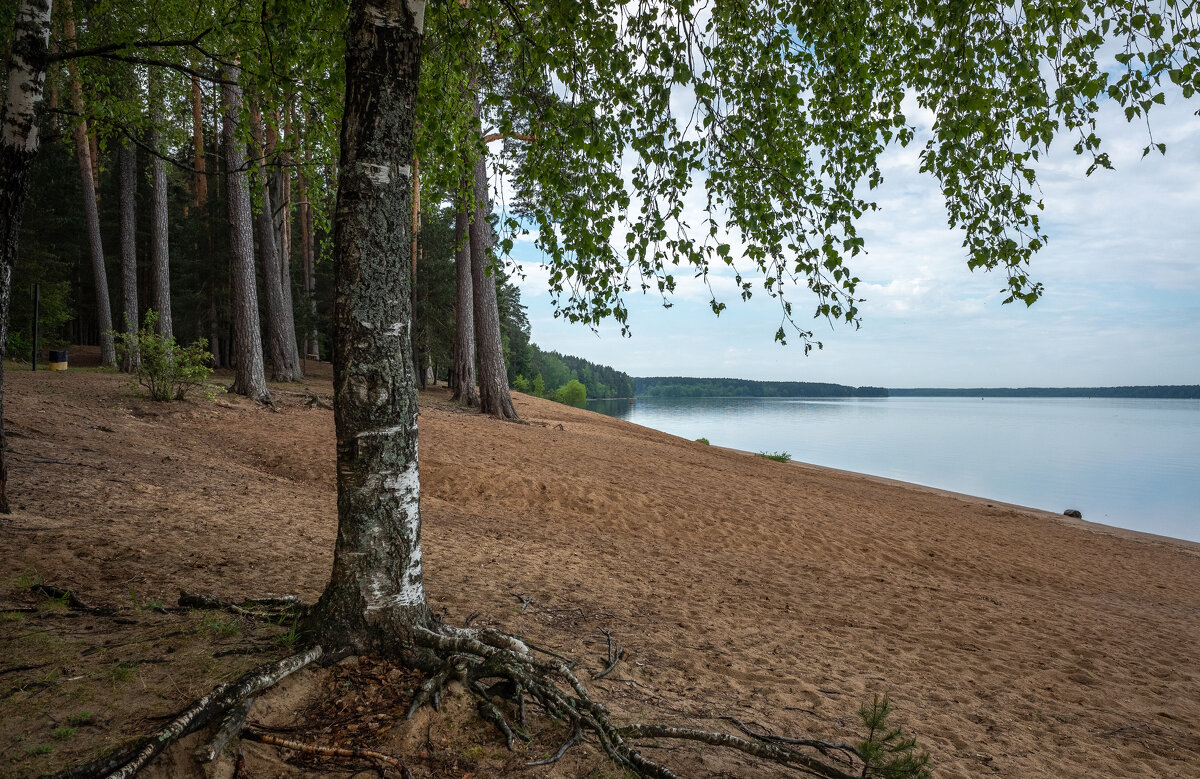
<box><xmin>2</xmin><ymin>348</ymin><xmax>1200</xmax><ymax>778</ymax></box>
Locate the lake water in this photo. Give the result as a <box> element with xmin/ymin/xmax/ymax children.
<box><xmin>587</xmin><ymin>396</ymin><xmax>1200</xmax><ymax>543</ymax></box>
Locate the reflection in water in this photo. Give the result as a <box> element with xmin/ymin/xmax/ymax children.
<box><xmin>588</xmin><ymin>396</ymin><xmax>1200</xmax><ymax>542</ymax></box>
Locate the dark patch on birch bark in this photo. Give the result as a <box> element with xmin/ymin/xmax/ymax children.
<box><xmin>310</xmin><ymin>0</ymin><xmax>433</xmax><ymax>656</ymax></box>
<box><xmin>451</xmin><ymin>201</ymin><xmax>479</xmax><ymax>407</ymax></box>
<box><xmin>1</xmin><ymin>0</ymin><xmax>53</xmax><ymax>513</ymax></box>
<box><xmin>221</xmin><ymin>65</ymin><xmax>271</xmax><ymax>403</ymax></box>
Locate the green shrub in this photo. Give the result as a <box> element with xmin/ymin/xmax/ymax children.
<box><xmin>512</xmin><ymin>374</ymin><xmax>531</xmax><ymax>392</ymax></box>
<box><xmin>6</xmin><ymin>330</ymin><xmax>33</xmax><ymax>363</ymax></box>
<box><xmin>757</xmin><ymin>450</ymin><xmax>791</xmax><ymax>463</ymax></box>
<box><xmin>113</xmin><ymin>311</ymin><xmax>213</xmax><ymax>401</ymax></box>
<box><xmin>695</xmin><ymin>437</ymin><xmax>710</xmax><ymax>445</ymax></box>
<box><xmin>554</xmin><ymin>379</ymin><xmax>588</xmax><ymax>407</ymax></box>
<box><xmin>532</xmin><ymin>373</ymin><xmax>546</xmax><ymax>398</ymax></box>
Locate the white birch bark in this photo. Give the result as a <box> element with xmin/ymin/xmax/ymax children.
<box><xmin>0</xmin><ymin>0</ymin><xmax>54</xmax><ymax>513</ymax></box>
<box><xmin>311</xmin><ymin>0</ymin><xmax>432</xmax><ymax>652</ymax></box>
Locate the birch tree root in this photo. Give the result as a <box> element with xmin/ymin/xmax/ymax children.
<box><xmin>406</xmin><ymin>625</ymin><xmax>907</xmax><ymax>779</ymax></box>
<box><xmin>178</xmin><ymin>591</ymin><xmax>305</xmax><ymax>619</ymax></box>
<box><xmin>51</xmin><ymin>648</ymin><xmax>323</xmax><ymax>779</ymax></box>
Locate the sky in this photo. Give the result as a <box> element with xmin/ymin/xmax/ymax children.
<box><xmin>504</xmin><ymin>92</ymin><xmax>1200</xmax><ymax>389</ymax></box>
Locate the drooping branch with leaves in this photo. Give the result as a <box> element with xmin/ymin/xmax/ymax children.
<box><xmin>8</xmin><ymin>0</ymin><xmax>1200</xmax><ymax>776</ymax></box>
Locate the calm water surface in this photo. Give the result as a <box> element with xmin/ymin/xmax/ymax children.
<box><xmin>588</xmin><ymin>396</ymin><xmax>1200</xmax><ymax>542</ymax></box>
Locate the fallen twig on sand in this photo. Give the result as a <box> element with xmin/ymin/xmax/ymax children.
<box><xmin>594</xmin><ymin>629</ymin><xmax>625</xmax><ymax>680</ymax></box>
<box><xmin>242</xmin><ymin>726</ymin><xmax>413</xmax><ymax>778</ymax></box>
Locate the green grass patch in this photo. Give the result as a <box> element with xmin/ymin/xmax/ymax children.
<box><xmin>51</xmin><ymin>726</ymin><xmax>77</xmax><ymax>740</ymax></box>
<box><xmin>757</xmin><ymin>451</ymin><xmax>792</xmax><ymax>463</ymax></box>
<box><xmin>201</xmin><ymin>615</ymin><xmax>241</xmax><ymax>637</ymax></box>
<box><xmin>695</xmin><ymin>437</ymin><xmax>709</xmax><ymax>445</ymax></box>
<box><xmin>108</xmin><ymin>663</ymin><xmax>137</xmax><ymax>684</ymax></box>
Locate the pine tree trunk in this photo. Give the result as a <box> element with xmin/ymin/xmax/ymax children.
<box><xmin>87</xmin><ymin>128</ymin><xmax>100</xmax><ymax>194</ymax></box>
<box><xmin>69</xmin><ymin>90</ymin><xmax>115</xmax><ymax>366</ymax></box>
<box><xmin>221</xmin><ymin>66</ymin><xmax>271</xmax><ymax>403</ymax></box>
<box><xmin>0</xmin><ymin>0</ymin><xmax>54</xmax><ymax>513</ymax></box>
<box><xmin>118</xmin><ymin>138</ymin><xmax>139</xmax><ymax>372</ymax></box>
<box><xmin>468</xmin><ymin>107</ymin><xmax>517</xmax><ymax>420</ymax></box>
<box><xmin>272</xmin><ymin>145</ymin><xmax>301</xmax><ymax>375</ymax></box>
<box><xmin>62</xmin><ymin>3</ymin><xmax>115</xmax><ymax>367</ymax></box>
<box><xmin>295</xmin><ymin>108</ymin><xmax>319</xmax><ymax>360</ymax></box>
<box><xmin>451</xmin><ymin>202</ymin><xmax>478</xmax><ymax>406</ymax></box>
<box><xmin>191</xmin><ymin>74</ymin><xmax>207</xmax><ymax>210</ymax></box>
<box><xmin>148</xmin><ymin>88</ymin><xmax>172</xmax><ymax>339</ymax></box>
<box><xmin>310</xmin><ymin>0</ymin><xmax>432</xmax><ymax>654</ymax></box>
<box><xmin>270</xmin><ymin>114</ymin><xmax>302</xmax><ymax>377</ymax></box>
<box><xmin>251</xmin><ymin>108</ymin><xmax>302</xmax><ymax>382</ymax></box>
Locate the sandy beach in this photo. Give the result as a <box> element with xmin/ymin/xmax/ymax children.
<box><xmin>2</xmin><ymin>358</ymin><xmax>1198</xmax><ymax>777</ymax></box>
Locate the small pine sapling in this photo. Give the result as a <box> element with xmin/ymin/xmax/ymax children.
<box><xmin>857</xmin><ymin>694</ymin><xmax>931</xmax><ymax>778</ymax></box>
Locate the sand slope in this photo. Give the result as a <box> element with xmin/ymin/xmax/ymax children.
<box><xmin>2</xmin><ymin>362</ymin><xmax>1198</xmax><ymax>777</ymax></box>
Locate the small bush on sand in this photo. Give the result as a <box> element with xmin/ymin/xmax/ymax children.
<box><xmin>554</xmin><ymin>379</ymin><xmax>588</xmax><ymax>407</ymax></box>
<box><xmin>758</xmin><ymin>450</ymin><xmax>791</xmax><ymax>463</ymax></box>
<box><xmin>114</xmin><ymin>311</ymin><xmax>213</xmax><ymax>401</ymax></box>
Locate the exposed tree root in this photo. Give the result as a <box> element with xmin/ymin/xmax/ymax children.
<box><xmin>30</xmin><ymin>584</ymin><xmax>114</xmax><ymax>615</ymax></box>
<box><xmin>48</xmin><ymin>604</ymin><xmax>925</xmax><ymax>779</ymax></box>
<box><xmin>50</xmin><ymin>648</ymin><xmax>323</xmax><ymax>779</ymax></box>
<box><xmin>178</xmin><ymin>591</ymin><xmax>305</xmax><ymax>619</ymax></box>
<box><xmin>195</xmin><ymin>696</ymin><xmax>254</xmax><ymax>763</ymax></box>
<box><xmin>406</xmin><ymin>623</ymin><xmax>885</xmax><ymax>779</ymax></box>
<box><xmin>242</xmin><ymin>726</ymin><xmax>412</xmax><ymax>778</ymax></box>
<box><xmin>622</xmin><ymin>724</ymin><xmax>857</xmax><ymax>779</ymax></box>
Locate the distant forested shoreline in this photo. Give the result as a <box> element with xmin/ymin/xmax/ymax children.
<box><xmin>888</xmin><ymin>386</ymin><xmax>1200</xmax><ymax>399</ymax></box>
<box><xmin>632</xmin><ymin>378</ymin><xmax>1200</xmax><ymax>399</ymax></box>
<box><xmin>634</xmin><ymin>377</ymin><xmax>888</xmax><ymax>398</ymax></box>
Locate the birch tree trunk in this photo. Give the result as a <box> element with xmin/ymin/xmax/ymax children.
<box><xmin>251</xmin><ymin>108</ymin><xmax>302</xmax><ymax>381</ymax></box>
<box><xmin>148</xmin><ymin>80</ymin><xmax>172</xmax><ymax>339</ymax></box>
<box><xmin>63</xmin><ymin>4</ymin><xmax>115</xmax><ymax>367</ymax></box>
<box><xmin>221</xmin><ymin>66</ymin><xmax>271</xmax><ymax>403</ymax></box>
<box><xmin>0</xmin><ymin>0</ymin><xmax>54</xmax><ymax>513</ymax></box>
<box><xmin>450</xmin><ymin>201</ymin><xmax>478</xmax><ymax>406</ymax></box>
<box><xmin>310</xmin><ymin>0</ymin><xmax>433</xmax><ymax>654</ymax></box>
<box><xmin>468</xmin><ymin>110</ymin><xmax>518</xmax><ymax>421</ymax></box>
<box><xmin>118</xmin><ymin>138</ymin><xmax>139</xmax><ymax>371</ymax></box>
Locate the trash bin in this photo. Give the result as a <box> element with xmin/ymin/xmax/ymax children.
<box><xmin>48</xmin><ymin>349</ymin><xmax>68</xmax><ymax>371</ymax></box>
